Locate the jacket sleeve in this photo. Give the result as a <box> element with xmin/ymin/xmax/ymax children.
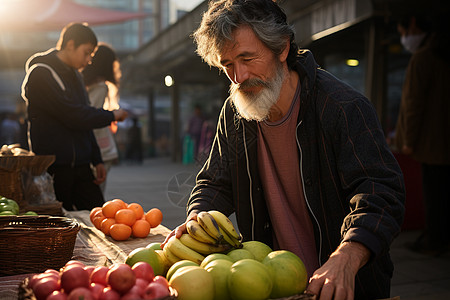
<box><xmin>332</xmin><ymin>96</ymin><xmax>405</xmax><ymax>258</ymax></box>
<box><xmin>25</xmin><ymin>67</ymin><xmax>115</xmax><ymax>130</ymax></box>
<box><xmin>187</xmin><ymin>101</ymin><xmax>235</xmax><ymax>217</ymax></box>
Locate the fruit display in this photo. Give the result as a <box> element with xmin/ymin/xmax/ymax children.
<box><xmin>20</xmin><ymin>209</ymin><xmax>309</xmax><ymax>300</ymax></box>
<box><xmin>0</xmin><ymin>195</ymin><xmax>37</xmax><ymax>216</ymax></box>
<box><xmin>23</xmin><ymin>259</ymin><xmax>175</xmax><ymax>300</ymax></box>
<box><xmin>122</xmin><ymin>210</ymin><xmax>309</xmax><ymax>300</ymax></box>
<box><xmin>89</xmin><ymin>198</ymin><xmax>163</xmax><ymax>241</ymax></box>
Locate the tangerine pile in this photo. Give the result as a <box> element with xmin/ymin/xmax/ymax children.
<box><xmin>89</xmin><ymin>198</ymin><xmax>163</xmax><ymax>241</ymax></box>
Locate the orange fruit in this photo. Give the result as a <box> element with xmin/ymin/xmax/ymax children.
<box><xmin>111</xmin><ymin>198</ymin><xmax>128</xmax><ymax>209</ymax></box>
<box><xmin>132</xmin><ymin>219</ymin><xmax>151</xmax><ymax>238</ymax></box>
<box><xmin>115</xmin><ymin>208</ymin><xmax>137</xmax><ymax>226</ymax></box>
<box><xmin>109</xmin><ymin>223</ymin><xmax>132</xmax><ymax>241</ymax></box>
<box><xmin>101</xmin><ymin>217</ymin><xmax>116</xmax><ymax>236</ymax></box>
<box><xmin>102</xmin><ymin>200</ymin><xmax>122</xmax><ymax>218</ymax></box>
<box><xmin>90</xmin><ymin>207</ymin><xmax>102</xmax><ymax>222</ymax></box>
<box><xmin>145</xmin><ymin>208</ymin><xmax>163</xmax><ymax>228</ymax></box>
<box><xmin>92</xmin><ymin>212</ymin><xmax>106</xmax><ymax>230</ymax></box>
<box><xmin>127</xmin><ymin>203</ymin><xmax>144</xmax><ymax>220</ymax></box>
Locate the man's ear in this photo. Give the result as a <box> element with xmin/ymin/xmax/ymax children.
<box><xmin>65</xmin><ymin>40</ymin><xmax>75</xmax><ymax>51</ymax></box>
<box><xmin>279</xmin><ymin>38</ymin><xmax>290</xmax><ymax>63</ymax></box>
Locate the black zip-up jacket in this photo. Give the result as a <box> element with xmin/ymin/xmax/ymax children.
<box><xmin>188</xmin><ymin>50</ymin><xmax>405</xmax><ymax>299</ymax></box>
<box><xmin>21</xmin><ymin>49</ymin><xmax>115</xmax><ymax>166</ymax></box>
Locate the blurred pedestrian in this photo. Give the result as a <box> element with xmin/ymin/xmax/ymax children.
<box><xmin>21</xmin><ymin>23</ymin><xmax>128</xmax><ymax>211</ymax></box>
<box><xmin>82</xmin><ymin>43</ymin><xmax>121</xmax><ymax>194</ymax></box>
<box><xmin>394</xmin><ymin>13</ymin><xmax>450</xmax><ymax>255</ymax></box>
<box><xmin>186</xmin><ymin>104</ymin><xmax>205</xmax><ymax>160</ymax></box>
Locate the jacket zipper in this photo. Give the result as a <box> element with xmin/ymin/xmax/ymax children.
<box><xmin>296</xmin><ymin>120</ymin><xmax>323</xmax><ymax>266</ymax></box>
<box><xmin>241</xmin><ymin>121</ymin><xmax>256</xmax><ymax>240</ymax></box>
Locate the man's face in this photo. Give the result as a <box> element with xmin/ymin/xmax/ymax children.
<box><xmin>65</xmin><ymin>41</ymin><xmax>95</xmax><ymax>70</ymax></box>
<box><xmin>219</xmin><ymin>26</ymin><xmax>286</xmax><ymax>121</ymax></box>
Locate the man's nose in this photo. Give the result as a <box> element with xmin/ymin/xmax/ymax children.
<box><xmin>233</xmin><ymin>63</ymin><xmax>249</xmax><ymax>84</ymax></box>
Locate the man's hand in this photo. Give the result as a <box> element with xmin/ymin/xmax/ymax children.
<box><xmin>161</xmin><ymin>213</ymin><xmax>198</xmax><ymax>249</ymax></box>
<box><xmin>93</xmin><ymin>163</ymin><xmax>106</xmax><ymax>185</ymax></box>
<box><xmin>306</xmin><ymin>241</ymin><xmax>370</xmax><ymax>300</ymax></box>
<box><xmin>113</xmin><ymin>109</ymin><xmax>128</xmax><ymax>122</ymax></box>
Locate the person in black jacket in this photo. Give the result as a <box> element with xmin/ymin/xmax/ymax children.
<box><xmin>163</xmin><ymin>1</ymin><xmax>405</xmax><ymax>299</ymax></box>
<box><xmin>21</xmin><ymin>23</ymin><xmax>128</xmax><ymax>211</ymax></box>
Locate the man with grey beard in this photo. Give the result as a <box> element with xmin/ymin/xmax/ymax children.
<box><xmin>163</xmin><ymin>1</ymin><xmax>405</xmax><ymax>299</ymax></box>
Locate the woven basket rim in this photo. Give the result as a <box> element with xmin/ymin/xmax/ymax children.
<box><xmin>0</xmin><ymin>215</ymin><xmax>80</xmax><ymax>232</ymax></box>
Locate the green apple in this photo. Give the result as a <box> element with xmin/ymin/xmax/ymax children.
<box><xmin>125</xmin><ymin>247</ymin><xmax>163</xmax><ymax>276</ymax></box>
<box><xmin>242</xmin><ymin>241</ymin><xmax>272</xmax><ymax>261</ymax></box>
<box><xmin>228</xmin><ymin>259</ymin><xmax>272</xmax><ymax>300</ymax></box>
<box><xmin>227</xmin><ymin>248</ymin><xmax>255</xmax><ymax>262</ymax></box>
<box><xmin>262</xmin><ymin>250</ymin><xmax>308</xmax><ymax>298</ymax></box>
<box><xmin>169</xmin><ymin>266</ymin><xmax>214</xmax><ymax>300</ymax></box>
<box><xmin>204</xmin><ymin>259</ymin><xmax>233</xmax><ymax>300</ymax></box>
<box><xmin>166</xmin><ymin>259</ymin><xmax>198</xmax><ymax>281</ymax></box>
<box><xmin>200</xmin><ymin>253</ymin><xmax>233</xmax><ymax>268</ymax></box>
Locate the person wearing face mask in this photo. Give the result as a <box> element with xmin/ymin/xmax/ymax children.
<box><xmin>394</xmin><ymin>13</ymin><xmax>450</xmax><ymax>256</ymax></box>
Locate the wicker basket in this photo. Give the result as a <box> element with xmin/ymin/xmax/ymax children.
<box><xmin>0</xmin><ymin>215</ymin><xmax>80</xmax><ymax>276</ymax></box>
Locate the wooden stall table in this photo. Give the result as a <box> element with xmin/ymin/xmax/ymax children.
<box><xmin>0</xmin><ymin>210</ymin><xmax>172</xmax><ymax>300</ymax></box>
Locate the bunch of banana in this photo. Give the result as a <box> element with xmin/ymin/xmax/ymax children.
<box><xmin>187</xmin><ymin>210</ymin><xmax>242</xmax><ymax>248</ymax></box>
<box><xmin>163</xmin><ymin>210</ymin><xmax>243</xmax><ymax>265</ymax></box>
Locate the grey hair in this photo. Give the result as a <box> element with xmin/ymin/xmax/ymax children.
<box><xmin>193</xmin><ymin>0</ymin><xmax>298</xmax><ymax>69</ymax></box>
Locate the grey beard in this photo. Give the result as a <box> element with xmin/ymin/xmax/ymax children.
<box><xmin>230</xmin><ymin>65</ymin><xmax>284</xmax><ymax>122</ymax></box>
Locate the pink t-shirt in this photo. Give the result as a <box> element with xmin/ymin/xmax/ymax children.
<box><xmin>257</xmin><ymin>81</ymin><xmax>319</xmax><ymax>277</ymax></box>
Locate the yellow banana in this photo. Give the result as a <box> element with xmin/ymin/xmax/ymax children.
<box><xmin>179</xmin><ymin>233</ymin><xmax>231</xmax><ymax>255</ymax></box>
<box><xmin>219</xmin><ymin>226</ymin><xmax>242</xmax><ymax>248</ymax></box>
<box><xmin>186</xmin><ymin>219</ymin><xmax>218</xmax><ymax>244</ymax></box>
<box><xmin>163</xmin><ymin>243</ymin><xmax>182</xmax><ymax>265</ymax></box>
<box><xmin>165</xmin><ymin>236</ymin><xmax>205</xmax><ymax>265</ymax></box>
<box><xmin>197</xmin><ymin>211</ymin><xmax>223</xmax><ymax>241</ymax></box>
<box><xmin>208</xmin><ymin>210</ymin><xmax>241</xmax><ymax>241</ymax></box>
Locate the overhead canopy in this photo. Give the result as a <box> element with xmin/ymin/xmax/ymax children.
<box><xmin>0</xmin><ymin>0</ymin><xmax>148</xmax><ymax>32</ymax></box>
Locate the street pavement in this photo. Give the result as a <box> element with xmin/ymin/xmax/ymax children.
<box><xmin>105</xmin><ymin>157</ymin><xmax>450</xmax><ymax>300</ymax></box>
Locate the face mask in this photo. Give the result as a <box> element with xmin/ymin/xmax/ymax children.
<box><xmin>400</xmin><ymin>33</ymin><xmax>426</xmax><ymax>53</ymax></box>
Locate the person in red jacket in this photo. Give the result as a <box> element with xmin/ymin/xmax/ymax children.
<box><xmin>21</xmin><ymin>23</ymin><xmax>128</xmax><ymax>211</ymax></box>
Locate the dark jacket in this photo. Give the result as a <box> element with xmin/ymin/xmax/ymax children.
<box><xmin>22</xmin><ymin>49</ymin><xmax>115</xmax><ymax>166</ymax></box>
<box><xmin>394</xmin><ymin>33</ymin><xmax>450</xmax><ymax>164</ymax></box>
<box><xmin>188</xmin><ymin>50</ymin><xmax>405</xmax><ymax>299</ymax></box>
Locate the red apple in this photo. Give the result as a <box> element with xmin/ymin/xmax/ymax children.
<box><xmin>90</xmin><ymin>266</ymin><xmax>109</xmax><ymax>286</ymax></box>
<box><xmin>84</xmin><ymin>265</ymin><xmax>96</xmax><ymax>277</ymax></box>
<box><xmin>131</xmin><ymin>261</ymin><xmax>154</xmax><ymax>282</ymax></box>
<box><xmin>46</xmin><ymin>291</ymin><xmax>68</xmax><ymax>300</ymax></box>
<box><xmin>98</xmin><ymin>287</ymin><xmax>120</xmax><ymax>300</ymax></box>
<box><xmin>89</xmin><ymin>282</ymin><xmax>105</xmax><ymax>300</ymax></box>
<box><xmin>28</xmin><ymin>273</ymin><xmax>59</xmax><ymax>289</ymax></box>
<box><xmin>32</xmin><ymin>277</ymin><xmax>60</xmax><ymax>300</ymax></box>
<box><xmin>67</xmin><ymin>287</ymin><xmax>93</xmax><ymax>300</ymax></box>
<box><xmin>64</xmin><ymin>260</ymin><xmax>85</xmax><ymax>269</ymax></box>
<box><xmin>135</xmin><ymin>278</ymin><xmax>149</xmax><ymax>290</ymax></box>
<box><xmin>44</xmin><ymin>269</ymin><xmax>61</xmax><ymax>277</ymax></box>
<box><xmin>152</xmin><ymin>275</ymin><xmax>170</xmax><ymax>289</ymax></box>
<box><xmin>106</xmin><ymin>263</ymin><xmax>136</xmax><ymax>294</ymax></box>
<box><xmin>142</xmin><ymin>281</ymin><xmax>170</xmax><ymax>300</ymax></box>
<box><xmin>120</xmin><ymin>291</ymin><xmax>142</xmax><ymax>300</ymax></box>
<box><xmin>60</xmin><ymin>265</ymin><xmax>90</xmax><ymax>294</ymax></box>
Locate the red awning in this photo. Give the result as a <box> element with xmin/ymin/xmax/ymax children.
<box><xmin>0</xmin><ymin>0</ymin><xmax>148</xmax><ymax>32</ymax></box>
